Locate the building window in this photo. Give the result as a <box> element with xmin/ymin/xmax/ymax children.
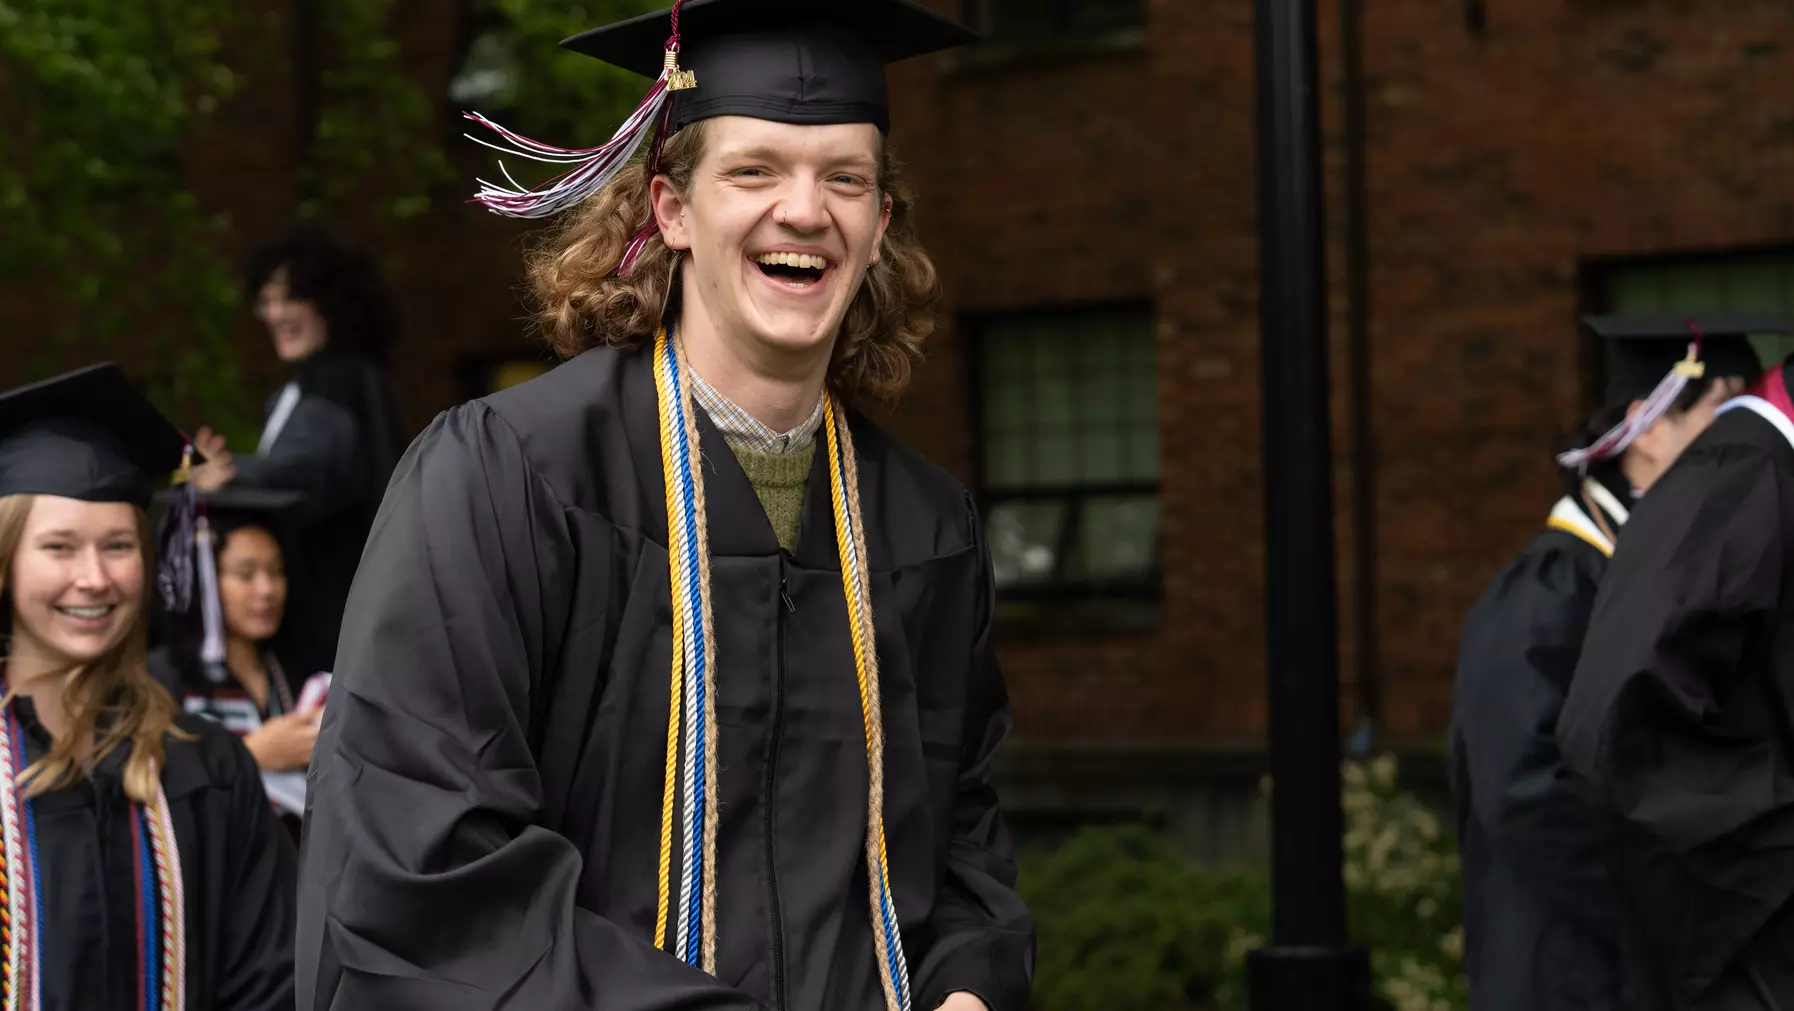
<box><xmin>1593</xmin><ymin>250</ymin><xmax>1794</xmax><ymax>370</ymax></box>
<box><xmin>966</xmin><ymin>0</ymin><xmax>1147</xmax><ymax>40</ymax></box>
<box><xmin>974</xmin><ymin>305</ymin><xmax>1159</xmax><ymax>608</ymax></box>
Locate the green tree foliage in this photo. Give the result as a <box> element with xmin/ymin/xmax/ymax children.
<box><xmin>453</xmin><ymin>0</ymin><xmax>663</xmax><ymax>157</ymax></box>
<box><xmin>304</xmin><ymin>0</ymin><xmax>451</xmax><ymax>220</ymax></box>
<box><xmin>0</xmin><ymin>0</ymin><xmax>251</xmax><ymax>436</ymax></box>
<box><xmin>1</xmin><ymin>0</ymin><xmax>674</xmax><ymax>423</ymax></box>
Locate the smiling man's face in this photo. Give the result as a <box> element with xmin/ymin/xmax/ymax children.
<box><xmin>655</xmin><ymin>115</ymin><xmax>891</xmax><ymax>360</ymax></box>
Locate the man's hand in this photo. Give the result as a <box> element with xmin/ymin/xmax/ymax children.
<box><xmin>937</xmin><ymin>994</ymin><xmax>989</xmax><ymax>1011</ymax></box>
<box><xmin>189</xmin><ymin>425</ymin><xmax>237</xmax><ymax>492</ymax></box>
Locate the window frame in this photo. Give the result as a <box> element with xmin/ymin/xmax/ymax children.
<box><xmin>966</xmin><ymin>300</ymin><xmax>1162</xmax><ymax>605</ymax></box>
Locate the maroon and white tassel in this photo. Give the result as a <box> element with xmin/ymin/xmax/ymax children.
<box><xmin>1558</xmin><ymin>329</ymin><xmax>1707</xmax><ymax>471</ymax></box>
<box><xmin>462</xmin><ymin>0</ymin><xmax>696</xmax><ymax>222</ymax></box>
<box><xmin>463</xmin><ymin>82</ymin><xmax>670</xmax><ymax>220</ymax></box>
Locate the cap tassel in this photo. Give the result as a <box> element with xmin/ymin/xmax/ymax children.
<box><xmin>1557</xmin><ymin>321</ymin><xmax>1708</xmax><ymax>471</ymax></box>
<box><xmin>195</xmin><ymin>519</ymin><xmax>227</xmax><ymax>671</ymax></box>
<box><xmin>157</xmin><ymin>444</ymin><xmax>199</xmax><ymax>613</ymax></box>
<box><xmin>462</xmin><ymin>0</ymin><xmax>695</xmax><ymax>221</ymax></box>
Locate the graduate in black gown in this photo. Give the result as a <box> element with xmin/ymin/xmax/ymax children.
<box><xmin>1451</xmin><ymin>315</ymin><xmax>1763</xmax><ymax>1011</ymax></box>
<box><xmin>1560</xmin><ymin>313</ymin><xmax>1794</xmax><ymax>1010</ymax></box>
<box><xmin>149</xmin><ymin>487</ymin><xmax>322</xmax><ymax>828</ymax></box>
<box><xmin>295</xmin><ymin>3</ymin><xmax>1033</xmax><ymax>1011</ymax></box>
<box><xmin>0</xmin><ymin>364</ymin><xmax>295</xmax><ymax>1009</ymax></box>
<box><xmin>189</xmin><ymin>223</ymin><xmax>408</xmax><ymax>674</ymax></box>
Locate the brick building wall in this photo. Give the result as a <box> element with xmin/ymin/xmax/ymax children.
<box><xmin>886</xmin><ymin>0</ymin><xmax>1794</xmax><ymax>750</ymax></box>
<box><xmin>7</xmin><ymin>1</ymin><xmax>1793</xmax><ymax>776</ymax></box>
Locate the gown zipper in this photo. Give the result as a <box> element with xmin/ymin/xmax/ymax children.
<box><xmin>765</xmin><ymin>562</ymin><xmax>796</xmax><ymax>1011</ymax></box>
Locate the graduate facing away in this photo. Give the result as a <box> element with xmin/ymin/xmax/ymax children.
<box><xmin>1560</xmin><ymin>313</ymin><xmax>1794</xmax><ymax>1009</ymax></box>
<box><xmin>294</xmin><ymin>2</ymin><xmax>1035</xmax><ymax>1010</ymax></box>
<box><xmin>1450</xmin><ymin>315</ymin><xmax>1763</xmax><ymax>1011</ymax></box>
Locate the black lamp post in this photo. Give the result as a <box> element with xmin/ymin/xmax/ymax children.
<box><xmin>1246</xmin><ymin>0</ymin><xmax>1371</xmax><ymax>1007</ymax></box>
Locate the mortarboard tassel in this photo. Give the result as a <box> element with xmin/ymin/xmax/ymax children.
<box><xmin>156</xmin><ymin>444</ymin><xmax>199</xmax><ymax>614</ymax></box>
<box><xmin>462</xmin><ymin>0</ymin><xmax>696</xmax><ymax>223</ymax></box>
<box><xmin>194</xmin><ymin>518</ymin><xmax>227</xmax><ymax>671</ymax></box>
<box><xmin>1557</xmin><ymin>322</ymin><xmax>1708</xmax><ymax>471</ymax></box>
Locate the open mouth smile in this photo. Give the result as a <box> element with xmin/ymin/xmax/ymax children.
<box><xmin>752</xmin><ymin>251</ymin><xmax>832</xmax><ymax>289</ymax></box>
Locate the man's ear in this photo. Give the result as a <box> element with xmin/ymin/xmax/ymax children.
<box><xmin>869</xmin><ymin>191</ymin><xmax>893</xmax><ymax>265</ymax></box>
<box><xmin>651</xmin><ymin>176</ymin><xmax>692</xmax><ymax>251</ymax></box>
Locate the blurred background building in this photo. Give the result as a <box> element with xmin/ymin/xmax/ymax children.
<box><xmin>6</xmin><ymin>0</ymin><xmax>1794</xmax><ymax>862</ymax></box>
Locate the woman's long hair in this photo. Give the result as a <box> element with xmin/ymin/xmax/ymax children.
<box><xmin>0</xmin><ymin>494</ymin><xmax>182</xmax><ymax>804</ymax></box>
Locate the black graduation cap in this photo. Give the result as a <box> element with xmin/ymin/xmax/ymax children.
<box><xmin>562</xmin><ymin>0</ymin><xmax>981</xmax><ymax>133</ymax></box>
<box><xmin>1585</xmin><ymin>313</ymin><xmax>1779</xmax><ymax>404</ymax></box>
<box><xmin>0</xmin><ymin>363</ymin><xmax>205</xmax><ymax>612</ymax></box>
<box><xmin>463</xmin><ymin>0</ymin><xmax>977</xmax><ymax>226</ymax></box>
<box><xmin>0</xmin><ymin>363</ymin><xmax>191</xmax><ymax>508</ymax></box>
<box><xmin>1559</xmin><ymin>313</ymin><xmax>1783</xmax><ymax>470</ymax></box>
<box><xmin>153</xmin><ymin>486</ymin><xmax>304</xmax><ymax>536</ymax></box>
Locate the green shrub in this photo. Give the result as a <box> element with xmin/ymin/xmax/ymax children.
<box><xmin>1014</xmin><ymin>755</ymin><xmax>1464</xmax><ymax>1011</ymax></box>
<box><xmin>1019</xmin><ymin>825</ymin><xmax>1269</xmax><ymax>1010</ymax></box>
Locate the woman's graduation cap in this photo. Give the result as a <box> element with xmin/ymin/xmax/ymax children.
<box><xmin>462</xmin><ymin>0</ymin><xmax>977</xmax><ymax>263</ymax></box>
<box><xmin>153</xmin><ymin>487</ymin><xmax>303</xmax><ymax>672</ymax></box>
<box><xmin>1557</xmin><ymin>313</ymin><xmax>1781</xmax><ymax>470</ymax></box>
<box><xmin>0</xmin><ymin>363</ymin><xmax>204</xmax><ymax>612</ymax></box>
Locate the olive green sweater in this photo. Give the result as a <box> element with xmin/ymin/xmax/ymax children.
<box><xmin>728</xmin><ymin>441</ymin><xmax>815</xmax><ymax>552</ymax></box>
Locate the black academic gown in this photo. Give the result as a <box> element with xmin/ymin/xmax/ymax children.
<box><xmin>1450</xmin><ymin>474</ymin><xmax>1633</xmax><ymax>1011</ymax></box>
<box><xmin>231</xmin><ymin>350</ymin><xmax>406</xmax><ymax>673</ymax></box>
<box><xmin>295</xmin><ymin>346</ymin><xmax>1035</xmax><ymax>1011</ymax></box>
<box><xmin>1560</xmin><ymin>388</ymin><xmax>1794</xmax><ymax>1010</ymax></box>
<box><xmin>12</xmin><ymin>698</ymin><xmax>296</xmax><ymax>1010</ymax></box>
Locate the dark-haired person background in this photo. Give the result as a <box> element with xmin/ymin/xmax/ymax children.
<box><xmin>1449</xmin><ymin>315</ymin><xmax>1763</xmax><ymax>1011</ymax></box>
<box><xmin>191</xmin><ymin>223</ymin><xmax>408</xmax><ymax>673</ymax></box>
<box><xmin>150</xmin><ymin>488</ymin><xmax>321</xmax><ymax>838</ymax></box>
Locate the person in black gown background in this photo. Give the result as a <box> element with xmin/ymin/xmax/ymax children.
<box><xmin>1561</xmin><ymin>314</ymin><xmax>1794</xmax><ymax>1010</ymax></box>
<box><xmin>0</xmin><ymin>363</ymin><xmax>294</xmax><ymax>1009</ymax></box>
<box><xmin>1450</xmin><ymin>314</ymin><xmax>1762</xmax><ymax>1011</ymax></box>
<box><xmin>191</xmin><ymin>222</ymin><xmax>408</xmax><ymax>674</ymax></box>
<box><xmin>150</xmin><ymin>487</ymin><xmax>321</xmax><ymax>832</ymax></box>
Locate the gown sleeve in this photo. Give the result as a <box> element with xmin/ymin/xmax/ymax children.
<box><xmin>1452</xmin><ymin>542</ymin><xmax>1618</xmax><ymax>933</ymax></box>
<box><xmin>211</xmin><ymin>727</ymin><xmax>300</xmax><ymax>1011</ymax></box>
<box><xmin>230</xmin><ymin>395</ymin><xmax>363</xmax><ymax>522</ymax></box>
<box><xmin>909</xmin><ymin>496</ymin><xmax>1036</xmax><ymax>1011</ymax></box>
<box><xmin>294</xmin><ymin>403</ymin><xmax>763</xmax><ymax>1011</ymax></box>
<box><xmin>1559</xmin><ymin>448</ymin><xmax>1794</xmax><ymax>994</ymax></box>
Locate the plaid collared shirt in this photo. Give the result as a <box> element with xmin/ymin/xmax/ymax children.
<box><xmin>688</xmin><ymin>367</ymin><xmax>826</xmax><ymax>456</ymax></box>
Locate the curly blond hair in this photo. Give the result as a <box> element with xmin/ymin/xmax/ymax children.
<box><xmin>524</xmin><ymin>120</ymin><xmax>939</xmax><ymax>405</ymax></box>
